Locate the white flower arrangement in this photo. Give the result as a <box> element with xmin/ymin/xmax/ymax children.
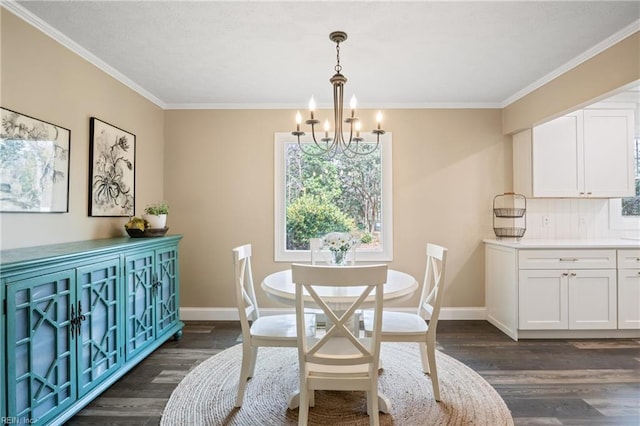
<box><xmin>321</xmin><ymin>232</ymin><xmax>358</xmax><ymax>265</ymax></box>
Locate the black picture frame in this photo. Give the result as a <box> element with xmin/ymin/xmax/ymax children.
<box><xmin>0</xmin><ymin>107</ymin><xmax>71</xmax><ymax>213</ymax></box>
<box><xmin>89</xmin><ymin>117</ymin><xmax>135</xmax><ymax>217</ymax></box>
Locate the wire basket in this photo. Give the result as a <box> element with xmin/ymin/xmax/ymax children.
<box><xmin>493</xmin><ymin>227</ymin><xmax>526</xmax><ymax>238</ymax></box>
<box><xmin>493</xmin><ymin>208</ymin><xmax>526</xmax><ymax>218</ymax></box>
<box><xmin>493</xmin><ymin>193</ymin><xmax>526</xmax><ymax>239</ymax></box>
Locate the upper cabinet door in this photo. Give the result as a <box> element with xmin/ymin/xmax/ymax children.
<box><xmin>583</xmin><ymin>109</ymin><xmax>635</xmax><ymax>197</ymax></box>
<box><xmin>522</xmin><ymin>109</ymin><xmax>635</xmax><ymax>198</ymax></box>
<box><xmin>532</xmin><ymin>111</ymin><xmax>584</xmax><ymax>197</ymax></box>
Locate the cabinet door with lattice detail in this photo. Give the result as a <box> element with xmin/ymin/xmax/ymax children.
<box><xmin>6</xmin><ymin>269</ymin><xmax>77</xmax><ymax>424</ymax></box>
<box><xmin>155</xmin><ymin>246</ymin><xmax>179</xmax><ymax>338</ymax></box>
<box><xmin>123</xmin><ymin>250</ymin><xmax>156</xmax><ymax>361</ymax></box>
<box><xmin>77</xmin><ymin>258</ymin><xmax>123</xmax><ymax>397</ymax></box>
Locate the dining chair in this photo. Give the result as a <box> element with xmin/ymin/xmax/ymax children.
<box><xmin>292</xmin><ymin>263</ymin><xmax>388</xmax><ymax>426</ymax></box>
<box><xmin>310</xmin><ymin>237</ymin><xmax>357</xmax><ymax>265</ymax></box>
<box><xmin>362</xmin><ymin>243</ymin><xmax>448</xmax><ymax>401</ymax></box>
<box><xmin>232</xmin><ymin>244</ymin><xmax>317</xmax><ymax>408</ymax></box>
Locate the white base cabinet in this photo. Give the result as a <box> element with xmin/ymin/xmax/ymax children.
<box><xmin>618</xmin><ymin>249</ymin><xmax>640</xmax><ymax>329</ymax></box>
<box><xmin>486</xmin><ymin>242</ymin><xmax>638</xmax><ymax>340</ymax></box>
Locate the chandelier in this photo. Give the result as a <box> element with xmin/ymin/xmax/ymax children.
<box><xmin>292</xmin><ymin>31</ymin><xmax>385</xmax><ymax>158</ymax></box>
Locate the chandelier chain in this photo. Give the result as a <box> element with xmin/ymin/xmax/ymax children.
<box><xmin>335</xmin><ymin>41</ymin><xmax>342</xmax><ymax>74</ymax></box>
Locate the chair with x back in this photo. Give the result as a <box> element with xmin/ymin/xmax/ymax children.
<box><xmin>363</xmin><ymin>243</ymin><xmax>448</xmax><ymax>401</ymax></box>
<box><xmin>232</xmin><ymin>244</ymin><xmax>317</xmax><ymax>408</ymax></box>
<box><xmin>292</xmin><ymin>263</ymin><xmax>388</xmax><ymax>426</ymax></box>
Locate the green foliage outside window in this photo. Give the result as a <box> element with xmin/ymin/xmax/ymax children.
<box><xmin>285</xmin><ymin>143</ymin><xmax>382</xmax><ymax>250</ymax></box>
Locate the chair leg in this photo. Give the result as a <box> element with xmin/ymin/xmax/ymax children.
<box><xmin>298</xmin><ymin>387</ymin><xmax>309</xmax><ymax>426</ymax></box>
<box><xmin>248</xmin><ymin>346</ymin><xmax>258</xmax><ymax>378</ymax></box>
<box><xmin>235</xmin><ymin>343</ymin><xmax>253</xmax><ymax>407</ymax></box>
<box><xmin>368</xmin><ymin>382</ymin><xmax>380</xmax><ymax>426</ymax></box>
<box><xmin>426</xmin><ymin>343</ymin><xmax>441</xmax><ymax>402</ymax></box>
<box><xmin>309</xmin><ymin>390</ymin><xmax>315</xmax><ymax>407</ymax></box>
<box><xmin>419</xmin><ymin>342</ymin><xmax>429</xmax><ymax>374</ymax></box>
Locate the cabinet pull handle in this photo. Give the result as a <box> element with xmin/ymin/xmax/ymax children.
<box><xmin>559</xmin><ymin>258</ymin><xmax>578</xmax><ymax>262</ymax></box>
<box><xmin>77</xmin><ymin>301</ymin><xmax>87</xmax><ymax>326</ymax></box>
<box><xmin>570</xmin><ymin>272</ymin><xmax>577</xmax><ymax>277</ymax></box>
<box><xmin>70</xmin><ymin>304</ymin><xmax>77</xmax><ymax>337</ymax></box>
<box><xmin>561</xmin><ymin>272</ymin><xmax>569</xmax><ymax>277</ymax></box>
<box><xmin>586</xmin><ymin>192</ymin><xmax>592</xmax><ymax>196</ymax></box>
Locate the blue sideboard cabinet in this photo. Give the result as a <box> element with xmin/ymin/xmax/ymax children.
<box><xmin>0</xmin><ymin>236</ymin><xmax>183</xmax><ymax>425</ymax></box>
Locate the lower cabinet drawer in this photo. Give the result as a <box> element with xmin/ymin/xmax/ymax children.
<box><xmin>618</xmin><ymin>249</ymin><xmax>640</xmax><ymax>269</ymax></box>
<box><xmin>519</xmin><ymin>249</ymin><xmax>616</xmax><ymax>270</ymax></box>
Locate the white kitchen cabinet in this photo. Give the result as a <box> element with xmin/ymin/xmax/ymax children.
<box><xmin>567</xmin><ymin>269</ymin><xmax>617</xmax><ymax>329</ymax></box>
<box><xmin>484</xmin><ymin>240</ymin><xmax>639</xmax><ymax>340</ymax></box>
<box><xmin>518</xmin><ymin>250</ymin><xmax>617</xmax><ymax>330</ymax></box>
<box><xmin>514</xmin><ymin>109</ymin><xmax>634</xmax><ymax>198</ymax></box>
<box><xmin>617</xmin><ymin>249</ymin><xmax>640</xmax><ymax>329</ymax></box>
<box><xmin>518</xmin><ymin>269</ymin><xmax>567</xmax><ymax>330</ymax></box>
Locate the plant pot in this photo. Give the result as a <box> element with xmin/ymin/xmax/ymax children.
<box><xmin>142</xmin><ymin>214</ymin><xmax>167</xmax><ymax>229</ymax></box>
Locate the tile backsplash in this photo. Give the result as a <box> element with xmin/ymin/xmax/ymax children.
<box><xmin>509</xmin><ymin>198</ymin><xmax>639</xmax><ymax>240</ymax></box>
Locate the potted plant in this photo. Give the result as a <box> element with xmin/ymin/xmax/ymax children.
<box><xmin>142</xmin><ymin>201</ymin><xmax>169</xmax><ymax>229</ymax></box>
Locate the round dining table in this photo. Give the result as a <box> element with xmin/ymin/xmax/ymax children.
<box><xmin>261</xmin><ymin>268</ymin><xmax>419</xmax><ymax>310</ymax></box>
<box><xmin>260</xmin><ymin>267</ymin><xmax>419</xmax><ymax>413</ymax></box>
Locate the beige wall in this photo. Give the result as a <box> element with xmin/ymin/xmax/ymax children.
<box><xmin>165</xmin><ymin>109</ymin><xmax>509</xmax><ymax>309</ymax></box>
<box><xmin>1</xmin><ymin>7</ymin><xmax>635</xmax><ymax>312</ymax></box>
<box><xmin>0</xmin><ymin>10</ymin><xmax>165</xmax><ymax>249</ymax></box>
<box><xmin>502</xmin><ymin>32</ymin><xmax>640</xmax><ymax>134</ymax></box>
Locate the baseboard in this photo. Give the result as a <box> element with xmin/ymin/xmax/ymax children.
<box><xmin>179</xmin><ymin>306</ymin><xmax>487</xmax><ymax>321</ymax></box>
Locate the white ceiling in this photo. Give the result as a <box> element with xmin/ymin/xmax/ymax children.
<box><xmin>6</xmin><ymin>1</ymin><xmax>640</xmax><ymax>110</ymax></box>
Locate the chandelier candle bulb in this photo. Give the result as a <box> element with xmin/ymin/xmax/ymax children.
<box><xmin>350</xmin><ymin>95</ymin><xmax>357</xmax><ymax>118</ymax></box>
<box><xmin>324</xmin><ymin>119</ymin><xmax>330</xmax><ymax>138</ymax></box>
<box><xmin>376</xmin><ymin>111</ymin><xmax>382</xmax><ymax>130</ymax></box>
<box><xmin>296</xmin><ymin>111</ymin><xmax>302</xmax><ymax>132</ymax></box>
<box><xmin>355</xmin><ymin>121</ymin><xmax>361</xmax><ymax>138</ymax></box>
<box><xmin>309</xmin><ymin>97</ymin><xmax>316</xmax><ymax>120</ymax></box>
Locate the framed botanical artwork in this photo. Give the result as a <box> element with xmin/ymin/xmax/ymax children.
<box><xmin>0</xmin><ymin>107</ymin><xmax>71</xmax><ymax>213</ymax></box>
<box><xmin>89</xmin><ymin>117</ymin><xmax>135</xmax><ymax>217</ymax></box>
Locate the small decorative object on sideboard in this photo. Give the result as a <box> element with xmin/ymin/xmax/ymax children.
<box><xmin>125</xmin><ymin>216</ymin><xmax>168</xmax><ymax>238</ymax></box>
<box><xmin>142</xmin><ymin>201</ymin><xmax>169</xmax><ymax>229</ymax></box>
<box><xmin>493</xmin><ymin>192</ymin><xmax>526</xmax><ymax>239</ymax></box>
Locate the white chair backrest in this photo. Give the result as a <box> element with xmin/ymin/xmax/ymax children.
<box><xmin>233</xmin><ymin>244</ymin><xmax>259</xmax><ymax>337</ymax></box>
<box><xmin>310</xmin><ymin>237</ymin><xmax>357</xmax><ymax>265</ymax></box>
<box><xmin>292</xmin><ymin>263</ymin><xmax>388</xmax><ymax>367</ymax></box>
<box><xmin>417</xmin><ymin>243</ymin><xmax>448</xmax><ymax>334</ymax></box>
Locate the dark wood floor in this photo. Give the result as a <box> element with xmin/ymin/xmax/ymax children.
<box><xmin>66</xmin><ymin>320</ymin><xmax>640</xmax><ymax>425</ymax></box>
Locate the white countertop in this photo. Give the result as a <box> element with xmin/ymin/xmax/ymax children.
<box><xmin>483</xmin><ymin>238</ymin><xmax>640</xmax><ymax>249</ymax></box>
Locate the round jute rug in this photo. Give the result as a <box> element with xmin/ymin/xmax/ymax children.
<box><xmin>161</xmin><ymin>342</ymin><xmax>513</xmax><ymax>425</ymax></box>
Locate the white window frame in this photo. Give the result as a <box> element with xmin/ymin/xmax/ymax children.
<box><xmin>610</xmin><ymin>136</ymin><xmax>640</xmax><ymax>230</ymax></box>
<box><xmin>274</xmin><ymin>132</ymin><xmax>393</xmax><ymax>262</ymax></box>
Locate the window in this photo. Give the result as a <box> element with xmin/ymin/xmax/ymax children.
<box><xmin>274</xmin><ymin>132</ymin><xmax>392</xmax><ymax>262</ymax></box>
<box><xmin>610</xmin><ymin>136</ymin><xmax>640</xmax><ymax>230</ymax></box>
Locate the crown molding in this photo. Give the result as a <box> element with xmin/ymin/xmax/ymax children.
<box><xmin>165</xmin><ymin>102</ymin><xmax>503</xmax><ymax>110</ymax></box>
<box><xmin>2</xmin><ymin>1</ymin><xmax>168</xmax><ymax>109</ymax></box>
<box><xmin>501</xmin><ymin>19</ymin><xmax>640</xmax><ymax>108</ymax></box>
